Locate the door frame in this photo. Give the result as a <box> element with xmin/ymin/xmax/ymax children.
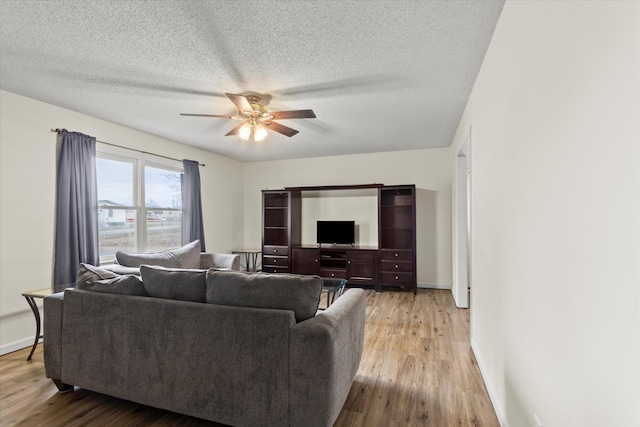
<box><xmin>453</xmin><ymin>129</ymin><xmax>471</xmax><ymax>308</ymax></box>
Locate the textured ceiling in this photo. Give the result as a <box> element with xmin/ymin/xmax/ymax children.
<box><xmin>0</xmin><ymin>0</ymin><xmax>504</xmax><ymax>162</ymax></box>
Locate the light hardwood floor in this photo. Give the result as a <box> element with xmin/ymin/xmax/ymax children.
<box><xmin>0</xmin><ymin>289</ymin><xmax>498</xmax><ymax>426</ymax></box>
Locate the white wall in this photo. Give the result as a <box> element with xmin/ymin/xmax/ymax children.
<box><xmin>0</xmin><ymin>90</ymin><xmax>244</xmax><ymax>354</ymax></box>
<box><xmin>300</xmin><ymin>189</ymin><xmax>379</xmax><ymax>247</ymax></box>
<box><xmin>243</xmin><ymin>148</ymin><xmax>452</xmax><ymax>288</ymax></box>
<box><xmin>450</xmin><ymin>1</ymin><xmax>640</xmax><ymax>426</ymax></box>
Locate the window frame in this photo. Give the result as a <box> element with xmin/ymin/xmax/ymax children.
<box><xmin>96</xmin><ymin>143</ymin><xmax>183</xmax><ymax>263</ymax></box>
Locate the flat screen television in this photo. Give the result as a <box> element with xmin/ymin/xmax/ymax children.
<box><xmin>316</xmin><ymin>220</ymin><xmax>355</xmax><ymax>245</ymax></box>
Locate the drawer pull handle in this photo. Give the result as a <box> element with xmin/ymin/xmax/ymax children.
<box><xmin>395</xmin><ymin>253</ymin><xmax>399</xmax><ymax>257</ymax></box>
<box><xmin>395</xmin><ymin>276</ymin><xmax>399</xmax><ymax>280</ymax></box>
<box><xmin>395</xmin><ymin>264</ymin><xmax>399</xmax><ymax>268</ymax></box>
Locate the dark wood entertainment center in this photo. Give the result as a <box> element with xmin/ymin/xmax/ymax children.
<box><xmin>261</xmin><ymin>184</ymin><xmax>417</xmax><ymax>293</ymax></box>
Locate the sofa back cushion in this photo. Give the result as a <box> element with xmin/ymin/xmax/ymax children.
<box><xmin>205</xmin><ymin>271</ymin><xmax>323</xmax><ymax>322</ymax></box>
<box><xmin>76</xmin><ymin>263</ymin><xmax>147</xmax><ymax>296</ymax></box>
<box><xmin>140</xmin><ymin>265</ymin><xmax>207</xmax><ymax>302</ymax></box>
<box><xmin>115</xmin><ymin>240</ymin><xmax>201</xmax><ymax>269</ymax></box>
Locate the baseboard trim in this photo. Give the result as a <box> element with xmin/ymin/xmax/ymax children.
<box><xmin>0</xmin><ymin>337</ymin><xmax>37</xmax><ymax>356</ymax></box>
<box><xmin>418</xmin><ymin>282</ymin><xmax>451</xmax><ymax>290</ymax></box>
<box><xmin>471</xmin><ymin>338</ymin><xmax>508</xmax><ymax>427</ymax></box>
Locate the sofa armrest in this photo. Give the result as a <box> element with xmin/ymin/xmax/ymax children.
<box><xmin>199</xmin><ymin>253</ymin><xmax>240</xmax><ymax>271</ymax></box>
<box><xmin>289</xmin><ymin>288</ymin><xmax>366</xmax><ymax>427</ymax></box>
<box><xmin>43</xmin><ymin>292</ymin><xmax>65</xmax><ymax>381</ymax></box>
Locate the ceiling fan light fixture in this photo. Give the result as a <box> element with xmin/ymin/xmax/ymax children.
<box><xmin>254</xmin><ymin>124</ymin><xmax>268</xmax><ymax>142</ymax></box>
<box><xmin>238</xmin><ymin>122</ymin><xmax>252</xmax><ymax>141</ymax></box>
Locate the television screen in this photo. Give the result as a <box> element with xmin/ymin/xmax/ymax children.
<box><xmin>317</xmin><ymin>220</ymin><xmax>355</xmax><ymax>245</ymax></box>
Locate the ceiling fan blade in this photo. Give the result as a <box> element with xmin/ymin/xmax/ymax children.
<box><xmin>267</xmin><ymin>121</ymin><xmax>299</xmax><ymax>137</ymax></box>
<box><xmin>225</xmin><ymin>122</ymin><xmax>245</xmax><ymax>136</ymax></box>
<box><xmin>226</xmin><ymin>93</ymin><xmax>254</xmax><ymax>112</ymax></box>
<box><xmin>270</xmin><ymin>110</ymin><xmax>316</xmax><ymax>120</ymax></box>
<box><xmin>180</xmin><ymin>113</ymin><xmax>236</xmax><ymax>118</ymax></box>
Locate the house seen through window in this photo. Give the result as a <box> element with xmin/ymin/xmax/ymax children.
<box><xmin>96</xmin><ymin>151</ymin><xmax>182</xmax><ymax>263</ymax></box>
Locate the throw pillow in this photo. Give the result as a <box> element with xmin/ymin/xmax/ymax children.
<box><xmin>115</xmin><ymin>240</ymin><xmax>201</xmax><ymax>269</ymax></box>
<box><xmin>76</xmin><ymin>264</ymin><xmax>147</xmax><ymax>296</ymax></box>
<box><xmin>205</xmin><ymin>271</ymin><xmax>323</xmax><ymax>322</ymax></box>
<box><xmin>76</xmin><ymin>263</ymin><xmax>118</xmax><ymax>287</ymax></box>
<box><xmin>140</xmin><ymin>265</ymin><xmax>207</xmax><ymax>303</ymax></box>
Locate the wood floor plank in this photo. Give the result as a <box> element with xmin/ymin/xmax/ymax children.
<box><xmin>0</xmin><ymin>289</ymin><xmax>498</xmax><ymax>426</ymax></box>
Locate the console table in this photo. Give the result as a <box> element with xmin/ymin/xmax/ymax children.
<box><xmin>22</xmin><ymin>287</ymin><xmax>53</xmax><ymax>361</ymax></box>
<box><xmin>232</xmin><ymin>249</ymin><xmax>262</xmax><ymax>272</ymax></box>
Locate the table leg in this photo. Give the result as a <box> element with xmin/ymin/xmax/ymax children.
<box><xmin>251</xmin><ymin>253</ymin><xmax>259</xmax><ymax>271</ymax></box>
<box><xmin>24</xmin><ymin>296</ymin><xmax>42</xmax><ymax>361</ymax></box>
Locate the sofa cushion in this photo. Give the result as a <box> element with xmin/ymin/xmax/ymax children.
<box><xmin>99</xmin><ymin>264</ymin><xmax>142</xmax><ymax>276</ymax></box>
<box><xmin>76</xmin><ymin>263</ymin><xmax>147</xmax><ymax>296</ymax></box>
<box><xmin>140</xmin><ymin>265</ymin><xmax>207</xmax><ymax>302</ymax></box>
<box><xmin>115</xmin><ymin>240</ymin><xmax>201</xmax><ymax>269</ymax></box>
<box><xmin>205</xmin><ymin>271</ymin><xmax>323</xmax><ymax>322</ymax></box>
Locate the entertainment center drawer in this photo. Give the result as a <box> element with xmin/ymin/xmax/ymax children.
<box><xmin>263</xmin><ymin>246</ymin><xmax>289</xmax><ymax>256</ymax></box>
<box><xmin>379</xmin><ymin>249</ymin><xmax>412</xmax><ymax>262</ymax></box>
<box><xmin>262</xmin><ymin>265</ymin><xmax>289</xmax><ymax>274</ymax></box>
<box><xmin>380</xmin><ymin>271</ymin><xmax>414</xmax><ymax>285</ymax></box>
<box><xmin>319</xmin><ymin>268</ymin><xmax>348</xmax><ymax>279</ymax></box>
<box><xmin>263</xmin><ymin>255</ymin><xmax>289</xmax><ymax>268</ymax></box>
<box><xmin>380</xmin><ymin>260</ymin><xmax>413</xmax><ymax>273</ymax></box>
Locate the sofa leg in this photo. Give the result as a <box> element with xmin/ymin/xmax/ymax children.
<box><xmin>52</xmin><ymin>379</ymin><xmax>74</xmax><ymax>393</ymax></box>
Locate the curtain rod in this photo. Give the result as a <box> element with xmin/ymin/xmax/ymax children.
<box><xmin>51</xmin><ymin>129</ymin><xmax>205</xmax><ymax>167</ymax></box>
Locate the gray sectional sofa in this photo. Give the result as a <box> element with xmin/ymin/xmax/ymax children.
<box><xmin>44</xmin><ymin>265</ymin><xmax>366</xmax><ymax>427</ymax></box>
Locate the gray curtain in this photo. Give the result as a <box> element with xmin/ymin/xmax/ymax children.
<box><xmin>181</xmin><ymin>159</ymin><xmax>206</xmax><ymax>251</ymax></box>
<box><xmin>53</xmin><ymin>130</ymin><xmax>100</xmax><ymax>292</ymax></box>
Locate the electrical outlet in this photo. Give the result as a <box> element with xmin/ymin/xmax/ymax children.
<box><xmin>533</xmin><ymin>413</ymin><xmax>543</xmax><ymax>427</ymax></box>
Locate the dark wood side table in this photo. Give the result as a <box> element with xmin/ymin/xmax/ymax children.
<box><xmin>232</xmin><ymin>249</ymin><xmax>262</xmax><ymax>272</ymax></box>
<box><xmin>22</xmin><ymin>287</ymin><xmax>53</xmax><ymax>361</ymax></box>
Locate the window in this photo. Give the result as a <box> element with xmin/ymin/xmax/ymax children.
<box><xmin>96</xmin><ymin>148</ymin><xmax>182</xmax><ymax>263</ymax></box>
<box><xmin>144</xmin><ymin>165</ymin><xmax>182</xmax><ymax>253</ymax></box>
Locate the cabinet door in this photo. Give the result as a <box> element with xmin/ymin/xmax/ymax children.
<box><xmin>292</xmin><ymin>248</ymin><xmax>319</xmax><ymax>275</ymax></box>
<box><xmin>347</xmin><ymin>250</ymin><xmax>377</xmax><ymax>284</ymax></box>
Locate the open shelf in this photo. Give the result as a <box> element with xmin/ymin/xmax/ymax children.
<box><xmin>319</xmin><ymin>250</ymin><xmax>348</xmax><ymax>270</ymax></box>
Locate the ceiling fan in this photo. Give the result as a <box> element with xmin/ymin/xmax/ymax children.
<box><xmin>180</xmin><ymin>93</ymin><xmax>316</xmax><ymax>142</ymax></box>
